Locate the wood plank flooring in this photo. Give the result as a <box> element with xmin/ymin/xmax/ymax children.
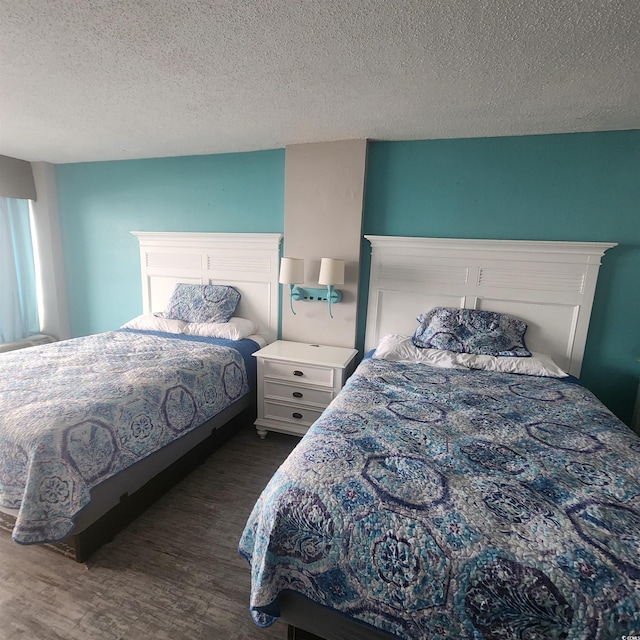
<box><xmin>0</xmin><ymin>423</ymin><xmax>299</xmax><ymax>640</ymax></box>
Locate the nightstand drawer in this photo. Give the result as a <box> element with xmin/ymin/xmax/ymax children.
<box><xmin>264</xmin><ymin>381</ymin><xmax>333</xmax><ymax>407</ymax></box>
<box><xmin>263</xmin><ymin>400</ymin><xmax>324</xmax><ymax>427</ymax></box>
<box><xmin>263</xmin><ymin>360</ymin><xmax>334</xmax><ymax>387</ymax></box>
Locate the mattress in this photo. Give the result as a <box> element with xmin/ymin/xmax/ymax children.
<box><xmin>240</xmin><ymin>357</ymin><xmax>640</xmax><ymax>638</ymax></box>
<box><xmin>0</xmin><ymin>329</ymin><xmax>259</xmax><ymax>545</ymax></box>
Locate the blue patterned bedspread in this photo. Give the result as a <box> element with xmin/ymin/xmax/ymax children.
<box><xmin>239</xmin><ymin>357</ymin><xmax>640</xmax><ymax>639</ymax></box>
<box><xmin>0</xmin><ymin>330</ymin><xmax>252</xmax><ymax>545</ymax></box>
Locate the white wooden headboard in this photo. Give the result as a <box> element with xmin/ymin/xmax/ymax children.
<box><xmin>364</xmin><ymin>236</ymin><xmax>617</xmax><ymax>377</ymax></box>
<box><xmin>131</xmin><ymin>232</ymin><xmax>283</xmax><ymax>344</ymax></box>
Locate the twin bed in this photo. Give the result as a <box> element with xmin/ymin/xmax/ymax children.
<box><xmin>240</xmin><ymin>236</ymin><xmax>640</xmax><ymax>639</ymax></box>
<box><xmin>0</xmin><ymin>231</ymin><xmax>282</xmax><ymax>561</ymax></box>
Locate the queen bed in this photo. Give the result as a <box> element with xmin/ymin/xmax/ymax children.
<box><xmin>0</xmin><ymin>231</ymin><xmax>282</xmax><ymax>561</ymax></box>
<box><xmin>239</xmin><ymin>236</ymin><xmax>640</xmax><ymax>639</ymax></box>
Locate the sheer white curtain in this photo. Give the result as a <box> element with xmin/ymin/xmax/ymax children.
<box><xmin>0</xmin><ymin>196</ymin><xmax>39</xmax><ymax>343</ymax></box>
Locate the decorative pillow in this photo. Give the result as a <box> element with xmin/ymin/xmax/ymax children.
<box><xmin>454</xmin><ymin>351</ymin><xmax>568</xmax><ymax>378</ymax></box>
<box><xmin>373</xmin><ymin>334</ymin><xmax>567</xmax><ymax>378</ymax></box>
<box><xmin>121</xmin><ymin>313</ymin><xmax>187</xmax><ymax>334</ymax></box>
<box><xmin>121</xmin><ymin>314</ymin><xmax>258</xmax><ymax>340</ymax></box>
<box><xmin>183</xmin><ymin>317</ymin><xmax>259</xmax><ymax>340</ymax></box>
<box><xmin>373</xmin><ymin>334</ymin><xmax>466</xmax><ymax>369</ymax></box>
<box><xmin>412</xmin><ymin>307</ymin><xmax>531</xmax><ymax>357</ymax></box>
<box><xmin>163</xmin><ymin>284</ymin><xmax>240</xmax><ymax>324</ymax></box>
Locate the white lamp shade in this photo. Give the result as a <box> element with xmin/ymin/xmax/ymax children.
<box><xmin>279</xmin><ymin>257</ymin><xmax>304</xmax><ymax>284</ymax></box>
<box><xmin>318</xmin><ymin>258</ymin><xmax>345</xmax><ymax>286</ymax></box>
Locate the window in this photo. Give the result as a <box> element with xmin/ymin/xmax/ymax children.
<box><xmin>0</xmin><ymin>196</ymin><xmax>39</xmax><ymax>343</ymax></box>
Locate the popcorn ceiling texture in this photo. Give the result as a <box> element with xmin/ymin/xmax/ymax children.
<box><xmin>1</xmin><ymin>0</ymin><xmax>638</xmax><ymax>163</ymax></box>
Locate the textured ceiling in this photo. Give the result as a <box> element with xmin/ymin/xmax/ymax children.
<box><xmin>1</xmin><ymin>0</ymin><xmax>639</xmax><ymax>164</ymax></box>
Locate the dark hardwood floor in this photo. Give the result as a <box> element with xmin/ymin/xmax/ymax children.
<box><xmin>0</xmin><ymin>423</ymin><xmax>299</xmax><ymax>640</ymax></box>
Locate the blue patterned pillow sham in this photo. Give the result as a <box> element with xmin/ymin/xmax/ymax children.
<box><xmin>412</xmin><ymin>307</ymin><xmax>531</xmax><ymax>357</ymax></box>
<box><xmin>163</xmin><ymin>284</ymin><xmax>240</xmax><ymax>323</ymax></box>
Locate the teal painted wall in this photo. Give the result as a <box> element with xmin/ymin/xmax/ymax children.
<box><xmin>361</xmin><ymin>130</ymin><xmax>640</xmax><ymax>423</ymax></box>
<box><xmin>56</xmin><ymin>150</ymin><xmax>285</xmax><ymax>337</ymax></box>
<box><xmin>55</xmin><ymin>132</ymin><xmax>639</xmax><ymax>423</ymax></box>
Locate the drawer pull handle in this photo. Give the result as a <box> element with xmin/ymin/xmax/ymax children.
<box><xmin>292</xmin><ymin>412</ymin><xmax>303</xmax><ymax>419</ymax></box>
<box><xmin>292</xmin><ymin>391</ymin><xmax>303</xmax><ymax>398</ymax></box>
<box><xmin>293</xmin><ymin>370</ymin><xmax>304</xmax><ymax>377</ymax></box>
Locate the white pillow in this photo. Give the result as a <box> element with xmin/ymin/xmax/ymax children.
<box><xmin>183</xmin><ymin>317</ymin><xmax>258</xmax><ymax>340</ymax></box>
<box><xmin>454</xmin><ymin>351</ymin><xmax>568</xmax><ymax>378</ymax></box>
<box><xmin>373</xmin><ymin>334</ymin><xmax>568</xmax><ymax>378</ymax></box>
<box><xmin>121</xmin><ymin>313</ymin><xmax>187</xmax><ymax>333</ymax></box>
<box><xmin>121</xmin><ymin>314</ymin><xmax>259</xmax><ymax>340</ymax></box>
<box><xmin>373</xmin><ymin>335</ymin><xmax>465</xmax><ymax>369</ymax></box>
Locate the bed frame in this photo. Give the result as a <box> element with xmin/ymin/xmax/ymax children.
<box><xmin>0</xmin><ymin>232</ymin><xmax>282</xmax><ymax>562</ymax></box>
<box><xmin>282</xmin><ymin>234</ymin><xmax>617</xmax><ymax>640</ymax></box>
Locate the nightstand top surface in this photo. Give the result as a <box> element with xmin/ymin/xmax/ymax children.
<box><xmin>254</xmin><ymin>340</ymin><xmax>358</xmax><ymax>368</ymax></box>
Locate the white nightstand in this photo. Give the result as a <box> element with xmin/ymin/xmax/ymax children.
<box><xmin>253</xmin><ymin>340</ymin><xmax>359</xmax><ymax>438</ymax></box>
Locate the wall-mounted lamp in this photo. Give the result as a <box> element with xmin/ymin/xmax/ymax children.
<box><xmin>318</xmin><ymin>258</ymin><xmax>345</xmax><ymax>318</ymax></box>
<box><xmin>279</xmin><ymin>257</ymin><xmax>304</xmax><ymax>315</ymax></box>
<box><xmin>281</xmin><ymin>257</ymin><xmax>345</xmax><ymax>318</ymax></box>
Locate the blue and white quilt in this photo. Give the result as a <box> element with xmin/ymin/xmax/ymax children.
<box><xmin>0</xmin><ymin>330</ymin><xmax>252</xmax><ymax>545</ymax></box>
<box><xmin>240</xmin><ymin>357</ymin><xmax>640</xmax><ymax>639</ymax></box>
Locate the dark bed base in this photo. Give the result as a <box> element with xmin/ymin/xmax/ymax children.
<box><xmin>281</xmin><ymin>593</ymin><xmax>394</xmax><ymax>640</ymax></box>
<box><xmin>288</xmin><ymin>626</ymin><xmax>325</xmax><ymax>640</ymax></box>
<box><xmin>287</xmin><ymin>625</ymin><xmax>389</xmax><ymax>640</ymax></box>
<box><xmin>0</xmin><ymin>404</ymin><xmax>255</xmax><ymax>563</ymax></box>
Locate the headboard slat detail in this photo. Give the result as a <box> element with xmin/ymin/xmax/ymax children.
<box><xmin>477</xmin><ymin>268</ymin><xmax>586</xmax><ymax>292</ymax></box>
